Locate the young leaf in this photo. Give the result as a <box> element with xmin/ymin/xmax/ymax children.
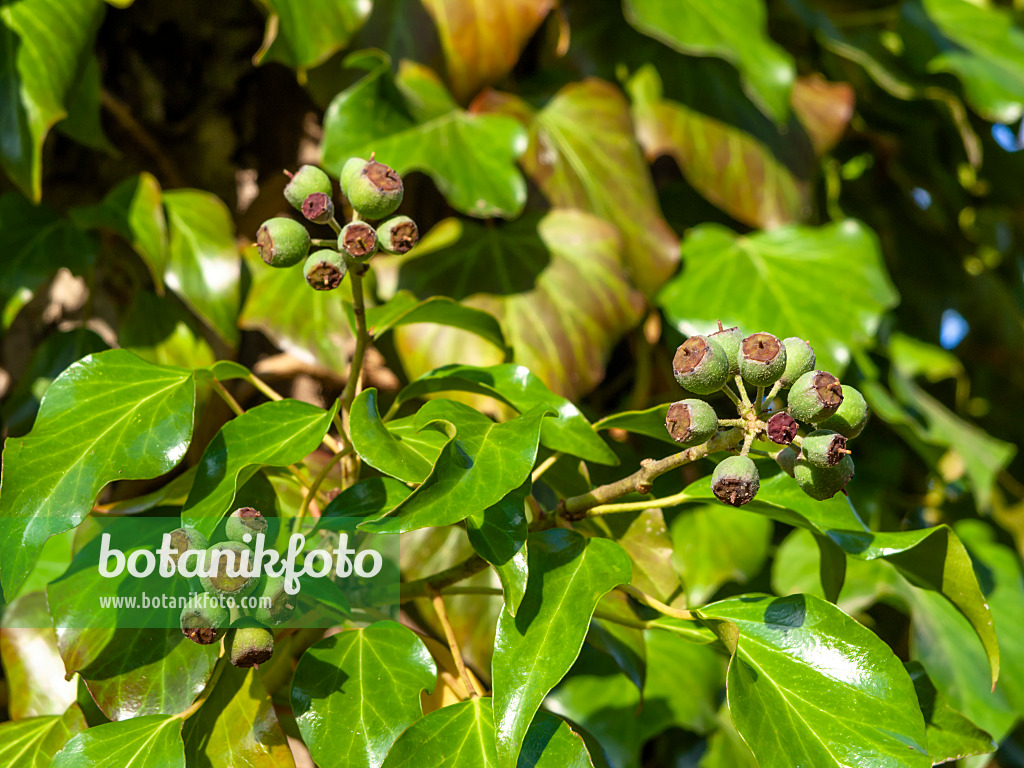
<box><xmin>466</xmin><ymin>482</ymin><xmax>530</xmax><ymax>616</ymax></box>
<box><xmin>350</xmin><ymin>389</ymin><xmax>439</xmax><ymax>484</ymax></box>
<box><xmin>51</xmin><ymin>714</ymin><xmax>185</xmax><ymax>768</ymax></box>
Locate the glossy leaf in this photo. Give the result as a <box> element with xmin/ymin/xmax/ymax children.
<box><xmin>322</xmin><ymin>52</ymin><xmax>526</xmax><ymax>218</ymax></box>
<box><xmin>0</xmin><ymin>0</ymin><xmax>104</xmax><ymax>199</ymax></box>
<box><xmin>623</xmin><ymin>0</ymin><xmax>795</xmax><ymax>122</ymax></box>
<box><xmin>906</xmin><ymin>662</ymin><xmax>995</xmax><ymax>765</ymax></box>
<box><xmin>120</xmin><ymin>291</ymin><xmax>216</xmax><ymax>370</ymax></box>
<box><xmin>292</xmin><ymin>621</ymin><xmax>436</xmax><ymax>768</ymax></box>
<box><xmin>659</xmin><ymin>220</ymin><xmax>899</xmax><ymax>374</ymax></box>
<box><xmin>359</xmin><ymin>399</ymin><xmax>546</xmax><ymax>534</ymax></box>
<box><xmin>357</xmin><ymin>291</ymin><xmax>507</xmax><ymax>352</ymax></box>
<box><xmin>391</xmin><ymin>211</ymin><xmax>643</xmax><ymax>399</ymax></box>
<box><xmin>382</xmin><ymin>698</ymin><xmax>591</xmax><ymax>768</ymax></box>
<box><xmin>182</xmin><ymin>399</ymin><xmax>337</xmax><ymax>540</ymax></box>
<box><xmin>422</xmin><ymin>0</ymin><xmax>552</xmax><ymax>101</ymax></box>
<box><xmin>183</xmin><ymin>663</ymin><xmax>295</xmax><ymax>768</ymax></box>
<box><xmin>467</xmin><ymin>482</ymin><xmax>530</xmax><ymax>616</ymax></box>
<box><xmin>593</xmin><ymin>404</ymin><xmax>675</xmax><ymax>445</ymax></box>
<box><xmin>628</xmin><ymin>65</ymin><xmax>809</xmax><ymax>229</ymax></box>
<box><xmin>0</xmin><ymin>350</ymin><xmax>195</xmax><ymax>600</ymax></box>
<box><xmin>162</xmin><ymin>189</ymin><xmax>241</xmax><ymax>347</ymax></box>
<box><xmin>394</xmin><ymin>363</ymin><xmax>617</xmax><ymax>464</ymax></box>
<box><xmin>492</xmin><ymin>529</ymin><xmax>631</xmax><ymax>768</ymax></box>
<box><xmin>321</xmin><ymin>476</ymin><xmax>413</xmax><ymax>521</ymax></box>
<box><xmin>350</xmin><ymin>388</ymin><xmax>438</xmax><ymax>484</ymax></box>
<box><xmin>475</xmin><ymin>81</ymin><xmax>678</xmax><ymax>294</ymax></box>
<box><xmin>0</xmin><ymin>706</ymin><xmax>87</xmax><ymax>768</ymax></box>
<box><xmin>51</xmin><ymin>714</ymin><xmax>185</xmax><ymax>768</ymax></box>
<box><xmin>254</xmin><ymin>0</ymin><xmax>372</xmax><ymax>72</ymax></box>
<box><xmin>700</xmin><ymin>594</ymin><xmax>930</xmax><ymax>767</ymax></box>
<box><xmin>592</xmin><ymin>508</ymin><xmax>680</xmax><ymax>603</ymax></box>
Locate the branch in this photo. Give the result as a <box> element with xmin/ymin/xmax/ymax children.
<box><xmin>430</xmin><ymin>588</ymin><xmax>482</xmax><ymax>698</ymax></box>
<box><xmin>400</xmin><ymin>555</ymin><xmax>488</xmax><ymax>601</ymax></box>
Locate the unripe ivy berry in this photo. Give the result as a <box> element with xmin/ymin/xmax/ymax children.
<box><xmin>739</xmin><ymin>332</ymin><xmax>787</xmax><ymax>387</ymax></box>
<box><xmin>778</xmin><ymin>337</ymin><xmax>816</xmax><ymax>388</ymax></box>
<box><xmin>226</xmin><ymin>624</ymin><xmax>275</xmax><ymax>668</ymax></box>
<box><xmin>672</xmin><ymin>335</ymin><xmax>730</xmax><ymax>395</ymax></box>
<box><xmin>180</xmin><ymin>593</ymin><xmax>229</xmax><ymax>645</ymax></box>
<box><xmin>709</xmin><ymin>324</ymin><xmax>743</xmax><ymax>375</ymax></box>
<box><xmin>377</xmin><ymin>216</ymin><xmax>419</xmax><ymax>254</ymax></box>
<box><xmin>284</xmin><ymin>165</ymin><xmax>332</xmax><ymax>211</ymax></box>
<box><xmin>794</xmin><ymin>454</ymin><xmax>855</xmax><ymax>500</ymax></box>
<box><xmin>665</xmin><ymin>399</ymin><xmax>718</xmax><ymax>447</ymax></box>
<box><xmin>165</xmin><ymin>526</ymin><xmax>208</xmax><ymax>569</ymax></box>
<box><xmin>342</xmin><ymin>158</ymin><xmax>404</xmax><ymax>219</ymax></box>
<box><xmin>818</xmin><ymin>385</ymin><xmax>869</xmax><ymax>439</ymax></box>
<box><xmin>339</xmin><ymin>221</ymin><xmax>378</xmax><ymax>259</ymax></box>
<box><xmin>226</xmin><ymin>507</ymin><xmax>267</xmax><ymax>543</ymax></box>
<box><xmin>776</xmin><ymin>445</ymin><xmax>798</xmax><ymax>478</ymax></box>
<box><xmin>256</xmin><ymin>217</ymin><xmax>310</xmax><ymax>268</ymax></box>
<box><xmin>304</xmin><ymin>250</ymin><xmax>347</xmax><ymax>291</ymax></box>
<box><xmin>766</xmin><ymin>411</ymin><xmax>799</xmax><ymax>444</ymax></box>
<box><xmin>301</xmin><ymin>192</ymin><xmax>334</xmax><ymax>225</ymax></box>
<box><xmin>341</xmin><ymin>157</ymin><xmax>366</xmax><ymax>195</ymax></box>
<box><xmin>711</xmin><ymin>455</ymin><xmax>760</xmax><ymax>507</ymax></box>
<box><xmin>800</xmin><ymin>429</ymin><xmax>850</xmax><ymax>468</ymax></box>
<box><xmin>253</xmin><ymin>575</ymin><xmax>296</xmax><ymax>626</ymax></box>
<box><xmin>200</xmin><ymin>542</ymin><xmax>258</xmax><ymax>599</ymax></box>
<box><xmin>787</xmin><ymin>371</ymin><xmax>844</xmax><ymax>423</ymax></box>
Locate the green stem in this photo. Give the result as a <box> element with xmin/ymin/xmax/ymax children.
<box><xmin>618</xmin><ymin>584</ymin><xmax>694</xmax><ymax>620</ymax></box>
<box><xmin>585</xmin><ymin>488</ymin><xmax>692</xmax><ymax>516</ymax></box>
<box><xmin>531</xmin><ymin>453</ymin><xmax>561</xmax><ymax>483</ymax></box>
<box><xmin>311</xmin><ymin>238</ymin><xmax>339</xmax><ymax>249</ymax></box>
<box><xmin>295</xmin><ymin>445</ymin><xmax>353</xmax><ymax>525</ymax></box>
<box><xmin>400</xmin><ymin>555</ymin><xmax>489</xmax><ymax>602</ymax></box>
<box><xmin>339</xmin><ymin>267</ymin><xmax>371</xmax><ymax>415</ymax></box>
<box><xmin>754</xmin><ymin>386</ymin><xmax>765</xmax><ymax>416</ymax></box>
<box><xmin>734</xmin><ymin>375</ymin><xmax>752</xmax><ymax>411</ymax></box>
<box><xmin>720</xmin><ymin>385</ymin><xmax>741</xmax><ymax>407</ymax></box>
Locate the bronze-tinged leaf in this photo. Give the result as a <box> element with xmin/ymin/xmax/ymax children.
<box><xmin>791</xmin><ymin>75</ymin><xmax>855</xmax><ymax>156</ymax></box>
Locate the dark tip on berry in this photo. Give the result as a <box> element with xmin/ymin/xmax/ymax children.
<box><xmin>766</xmin><ymin>412</ymin><xmax>799</xmax><ymax>444</ymax></box>
<box><xmin>301</xmin><ymin>192</ymin><xmax>334</xmax><ymax>224</ymax></box>
<box><xmin>742</xmin><ymin>332</ymin><xmax>782</xmax><ymax>363</ymax></box>
<box><xmin>673</xmin><ymin>336</ymin><xmax>711</xmax><ymax>375</ymax></box>
<box><xmin>812</xmin><ymin>372</ymin><xmax>844</xmax><ymax>407</ymax></box>
<box><xmin>365</xmin><ymin>161</ymin><xmax>402</xmax><ymax>193</ymax></box>
<box><xmin>183</xmin><ymin>626</ymin><xmax>219</xmax><ymax>645</ymax></box>
<box><xmin>342</xmin><ymin>222</ymin><xmax>377</xmax><ymax>257</ymax></box>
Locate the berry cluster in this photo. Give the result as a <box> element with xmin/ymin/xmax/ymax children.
<box><xmin>666</xmin><ymin>324</ymin><xmax>869</xmax><ymax>506</ymax></box>
<box><xmin>172</xmin><ymin>507</ymin><xmax>292</xmax><ymax>668</ymax></box>
<box><xmin>254</xmin><ymin>155</ymin><xmax>419</xmax><ymax>290</ymax></box>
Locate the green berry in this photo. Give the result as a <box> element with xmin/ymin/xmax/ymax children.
<box><xmin>377</xmin><ymin>216</ymin><xmax>419</xmax><ymax>254</ymax></box>
<box><xmin>776</xmin><ymin>445</ymin><xmax>798</xmax><ymax>478</ymax></box>
<box><xmin>200</xmin><ymin>542</ymin><xmax>258</xmax><ymax>599</ymax></box>
<box><xmin>794</xmin><ymin>454</ymin><xmax>855</xmax><ymax>500</ymax></box>
<box><xmin>708</xmin><ymin>324</ymin><xmax>743</xmax><ymax>375</ymax></box>
<box><xmin>339</xmin><ymin>221</ymin><xmax>378</xmax><ymax>259</ymax></box>
<box><xmin>226</xmin><ymin>624</ymin><xmax>275</xmax><ymax>668</ymax></box>
<box><xmin>165</xmin><ymin>527</ymin><xmax>208</xmax><ymax>569</ymax></box>
<box><xmin>180</xmin><ymin>593</ymin><xmax>229</xmax><ymax>645</ymax></box>
<box><xmin>672</xmin><ymin>335</ymin><xmax>731</xmax><ymax>395</ymax></box>
<box><xmin>341</xmin><ymin>158</ymin><xmax>404</xmax><ymax>219</ymax></box>
<box><xmin>225</xmin><ymin>507</ymin><xmax>267</xmax><ymax>543</ymax></box>
<box><xmin>818</xmin><ymin>385</ymin><xmax>869</xmax><ymax>439</ymax></box>
<box><xmin>284</xmin><ymin>165</ymin><xmax>332</xmax><ymax>211</ymax></box>
<box><xmin>303</xmin><ymin>250</ymin><xmax>347</xmax><ymax>291</ymax></box>
<box><xmin>739</xmin><ymin>332</ymin><xmax>787</xmax><ymax>387</ymax></box>
<box><xmin>665</xmin><ymin>399</ymin><xmax>718</xmax><ymax>447</ymax></box>
<box><xmin>778</xmin><ymin>337</ymin><xmax>816</xmax><ymax>388</ymax></box>
<box><xmin>711</xmin><ymin>455</ymin><xmax>760</xmax><ymax>507</ymax></box>
<box><xmin>786</xmin><ymin>371</ymin><xmax>844</xmax><ymax>423</ymax></box>
<box><xmin>800</xmin><ymin>429</ymin><xmax>850</xmax><ymax>468</ymax></box>
<box><xmin>253</xmin><ymin>575</ymin><xmax>296</xmax><ymax>626</ymax></box>
<box><xmin>341</xmin><ymin>157</ymin><xmax>367</xmax><ymax>195</ymax></box>
<box><xmin>256</xmin><ymin>217</ymin><xmax>310</xmax><ymax>268</ymax></box>
<box><xmin>301</xmin><ymin>192</ymin><xmax>334</xmax><ymax>225</ymax></box>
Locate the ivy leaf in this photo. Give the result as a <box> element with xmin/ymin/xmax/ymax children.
<box><xmin>183</xmin><ymin>663</ymin><xmax>295</xmax><ymax>768</ymax></box>
<box><xmin>162</xmin><ymin>189</ymin><xmax>241</xmax><ymax>347</ymax></box>
<box><xmin>391</xmin><ymin>211</ymin><xmax>643</xmax><ymax>399</ymax></box>
<box><xmin>120</xmin><ymin>291</ymin><xmax>216</xmax><ymax>371</ymax></box>
<box><xmin>355</xmin><ymin>291</ymin><xmax>507</xmax><ymax>352</ymax></box>
<box><xmin>254</xmin><ymin>0</ymin><xmax>373</xmax><ymax>73</ymax></box>
<box><xmin>322</xmin><ymin>52</ymin><xmax>526</xmax><ymax>218</ymax></box>
<box><xmin>182</xmin><ymin>399</ymin><xmax>338</xmax><ymax>540</ymax></box>
<box><xmin>359</xmin><ymin>400</ymin><xmax>546</xmax><ymax>534</ymax></box>
<box><xmin>51</xmin><ymin>714</ymin><xmax>185</xmax><ymax>768</ymax></box>
<box><xmin>905</xmin><ymin>662</ymin><xmax>995</xmax><ymax>765</ymax></box>
<box><xmin>658</xmin><ymin>220</ymin><xmax>899</xmax><ymax>374</ymax></box>
<box><xmin>627</xmin><ymin>65</ymin><xmax>809</xmax><ymax>229</ymax></box>
<box><xmin>394</xmin><ymin>363</ymin><xmax>617</xmax><ymax>464</ymax></box>
<box><xmin>350</xmin><ymin>388</ymin><xmax>438</xmax><ymax>484</ymax></box>
<box><xmin>0</xmin><ymin>350</ymin><xmax>195</xmax><ymax>600</ymax></box>
<box><xmin>492</xmin><ymin>529</ymin><xmax>631</xmax><ymax>768</ymax></box>
<box><xmin>623</xmin><ymin>0</ymin><xmax>795</xmax><ymax>122</ymax></box>
<box><xmin>382</xmin><ymin>698</ymin><xmax>591</xmax><ymax>768</ymax></box>
<box><xmin>593</xmin><ymin>404</ymin><xmax>674</xmax><ymax>445</ymax></box>
<box><xmin>292</xmin><ymin>621</ymin><xmax>436</xmax><ymax>768</ymax></box>
<box><xmin>699</xmin><ymin>594</ymin><xmax>930</xmax><ymax>767</ymax></box>
<box><xmin>0</xmin><ymin>0</ymin><xmax>104</xmax><ymax>199</ymax></box>
<box><xmin>790</xmin><ymin>75</ymin><xmax>855</xmax><ymax>156</ymax></box>
<box><xmin>0</xmin><ymin>706</ymin><xmax>88</xmax><ymax>768</ymax></box>
<box><xmin>467</xmin><ymin>482</ymin><xmax>530</xmax><ymax>616</ymax></box>
<box><xmin>321</xmin><ymin>476</ymin><xmax>413</xmax><ymax>521</ymax></box>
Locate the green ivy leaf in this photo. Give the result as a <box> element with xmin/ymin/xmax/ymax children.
<box><xmin>394</xmin><ymin>363</ymin><xmax>617</xmax><ymax>465</ymax></box>
<box><xmin>0</xmin><ymin>350</ymin><xmax>195</xmax><ymax>600</ymax></box>
<box><xmin>120</xmin><ymin>291</ymin><xmax>216</xmax><ymax>371</ymax></box>
<box><xmin>658</xmin><ymin>220</ymin><xmax>899</xmax><ymax>374</ymax></box>
<box><xmin>354</xmin><ymin>291</ymin><xmax>507</xmax><ymax>352</ymax></box>
<box><xmin>0</xmin><ymin>706</ymin><xmax>87</xmax><ymax>768</ymax></box>
<box><xmin>905</xmin><ymin>661</ymin><xmax>995</xmax><ymax>765</ymax></box>
<box><xmin>382</xmin><ymin>698</ymin><xmax>591</xmax><ymax>768</ymax></box>
<box><xmin>254</xmin><ymin>0</ymin><xmax>373</xmax><ymax>72</ymax></box>
<box><xmin>594</xmin><ymin>404</ymin><xmax>675</xmax><ymax>445</ymax></box>
<box><xmin>182</xmin><ymin>399</ymin><xmax>337</xmax><ymax>540</ymax></box>
<box><xmin>699</xmin><ymin>594</ymin><xmax>930</xmax><ymax>767</ymax></box>
<box><xmin>467</xmin><ymin>482</ymin><xmax>530</xmax><ymax>616</ymax></box>
<box><xmin>321</xmin><ymin>476</ymin><xmax>413</xmax><ymax>521</ymax></box>
<box><xmin>51</xmin><ymin>714</ymin><xmax>185</xmax><ymax>768</ymax></box>
<box><xmin>492</xmin><ymin>529</ymin><xmax>631</xmax><ymax>768</ymax></box>
<box><xmin>321</xmin><ymin>52</ymin><xmax>526</xmax><ymax>218</ymax></box>
<box><xmin>359</xmin><ymin>400</ymin><xmax>546</xmax><ymax>534</ymax></box>
<box><xmin>350</xmin><ymin>388</ymin><xmax>438</xmax><ymax>484</ymax></box>
<box><xmin>292</xmin><ymin>621</ymin><xmax>436</xmax><ymax>768</ymax></box>
<box><xmin>623</xmin><ymin>0</ymin><xmax>795</xmax><ymax>122</ymax></box>
<box><xmin>0</xmin><ymin>0</ymin><xmax>105</xmax><ymax>199</ymax></box>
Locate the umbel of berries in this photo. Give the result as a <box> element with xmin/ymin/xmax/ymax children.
<box><xmin>341</xmin><ymin>156</ymin><xmax>404</xmax><ymax>219</ymax></box>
